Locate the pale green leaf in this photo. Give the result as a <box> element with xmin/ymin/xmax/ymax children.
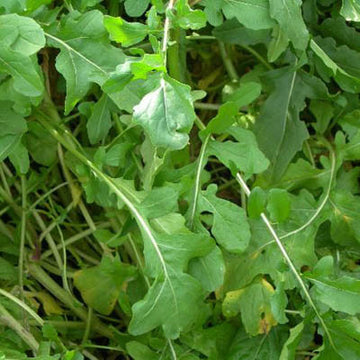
<box><xmin>74</xmin><ymin>255</ymin><xmax>136</xmax><ymax>315</ymax></box>
<box><xmin>340</xmin><ymin>0</ymin><xmax>360</xmax><ymax>22</ymax></box>
<box><xmin>0</xmin><ymin>102</ymin><xmax>27</xmax><ymax>162</ymax></box>
<box><xmin>199</xmin><ymin>184</ymin><xmax>251</xmax><ymax>253</ymax></box>
<box><xmin>305</xmin><ymin>256</ymin><xmax>360</xmax><ymax>315</ymax></box>
<box><xmin>47</xmin><ymin>10</ymin><xmax>124</xmax><ymax>113</ymax></box>
<box><xmin>269</xmin><ymin>0</ymin><xmax>309</xmax><ymax>50</ymax></box>
<box><xmin>86</xmin><ymin>95</ymin><xmax>116</xmax><ymax>144</ymax></box>
<box><xmin>207</xmin><ymin>127</ymin><xmax>270</xmax><ymax>176</ymax></box>
<box><xmin>104</xmin><ymin>16</ymin><xmax>148</xmax><ymax>47</ymax></box>
<box><xmin>266</xmin><ymin>188</ymin><xmax>291</xmax><ymax>223</ymax></box>
<box><xmin>133</xmin><ymin>74</ymin><xmax>196</xmax><ymax>150</ymax></box>
<box><xmin>222</xmin><ymin>0</ymin><xmax>275</xmax><ymax>30</ymax></box>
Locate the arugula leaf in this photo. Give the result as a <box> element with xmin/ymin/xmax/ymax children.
<box><xmin>104</xmin><ymin>16</ymin><xmax>149</xmax><ymax>47</ymax></box>
<box><xmin>340</xmin><ymin>0</ymin><xmax>360</xmax><ymax>22</ymax></box>
<box><xmin>74</xmin><ymin>255</ymin><xmax>137</xmax><ymax>315</ymax></box>
<box><xmin>198</xmin><ymin>184</ymin><xmax>250</xmax><ymax>254</ymax></box>
<box><xmin>86</xmin><ymin>94</ymin><xmax>116</xmax><ymax>144</ymax></box>
<box><xmin>222</xmin><ymin>0</ymin><xmax>275</xmax><ymax>30</ymax></box>
<box><xmin>254</xmin><ymin>68</ymin><xmax>328</xmax><ymax>182</ymax></box>
<box><xmin>0</xmin><ymin>102</ymin><xmax>27</xmax><ymax>162</ymax></box>
<box><xmin>305</xmin><ymin>256</ymin><xmax>360</xmax><ymax>315</ymax></box>
<box><xmin>269</xmin><ymin>0</ymin><xmax>309</xmax><ymax>50</ymax></box>
<box><xmin>46</xmin><ymin>10</ymin><xmax>124</xmax><ymax>113</ymax></box>
<box><xmin>133</xmin><ymin>74</ymin><xmax>196</xmax><ymax>150</ymax></box>
<box><xmin>223</xmin><ymin>279</ymin><xmax>277</xmax><ymax>336</ymax></box>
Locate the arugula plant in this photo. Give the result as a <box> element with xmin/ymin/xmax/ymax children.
<box><xmin>1</xmin><ymin>0</ymin><xmax>360</xmax><ymax>359</ymax></box>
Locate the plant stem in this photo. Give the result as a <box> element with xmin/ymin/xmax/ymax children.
<box><xmin>162</xmin><ymin>0</ymin><xmax>177</xmax><ymax>62</ymax></box>
<box><xmin>218</xmin><ymin>41</ymin><xmax>239</xmax><ymax>81</ymax></box>
<box><xmin>0</xmin><ymin>303</ymin><xmax>39</xmax><ymax>352</ymax></box>
<box><xmin>19</xmin><ymin>175</ymin><xmax>27</xmax><ymax>301</ymax></box>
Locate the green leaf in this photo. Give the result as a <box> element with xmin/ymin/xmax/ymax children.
<box><xmin>226</xmin><ymin>326</ymin><xmax>288</xmax><ymax>360</ymax></box>
<box><xmin>129</xmin><ymin>273</ymin><xmax>209</xmax><ymax>338</ymax></box>
<box><xmin>0</xmin><ymin>257</ymin><xmax>17</xmax><ymax>281</ymax></box>
<box><xmin>25</xmin><ymin>0</ymin><xmax>53</xmax><ymax>12</ymax></box>
<box><xmin>0</xmin><ymin>102</ymin><xmax>27</xmax><ymax>162</ymax></box>
<box><xmin>86</xmin><ymin>95</ymin><xmax>116</xmax><ymax>144</ymax></box>
<box><xmin>222</xmin><ymin>0</ymin><xmax>275</xmax><ymax>30</ymax></box>
<box><xmin>223</xmin><ymin>279</ymin><xmax>277</xmax><ymax>336</ymax></box>
<box><xmin>319</xmin><ymin>318</ymin><xmax>360</xmax><ymax>359</ymax></box>
<box><xmin>198</xmin><ymin>184</ymin><xmax>251</xmax><ymax>254</ymax></box>
<box><xmin>74</xmin><ymin>255</ymin><xmax>136</xmax><ymax>315</ymax></box>
<box><xmin>139</xmin><ymin>186</ymin><xmax>179</xmax><ymax>219</ymax></box>
<box><xmin>174</xmin><ymin>0</ymin><xmax>207</xmax><ymax>30</ymax></box>
<box><xmin>340</xmin><ymin>0</ymin><xmax>360</xmax><ymax>22</ymax></box>
<box><xmin>9</xmin><ymin>142</ymin><xmax>29</xmax><ymax>175</ymax></box>
<box><xmin>0</xmin><ymin>0</ymin><xmax>25</xmax><ymax>13</ymax></box>
<box><xmin>200</xmin><ymin>102</ymin><xmax>238</xmax><ymax>138</ymax></box>
<box><xmin>329</xmin><ymin>190</ymin><xmax>360</xmax><ymax>244</ymax></box>
<box><xmin>213</xmin><ymin>18</ymin><xmax>270</xmax><ymax>45</ymax></box>
<box><xmin>268</xmin><ymin>25</ymin><xmax>289</xmax><ymax>62</ymax></box>
<box><xmin>248</xmin><ymin>186</ymin><xmax>267</xmax><ymax>218</ymax></box>
<box><xmin>124</xmin><ymin>0</ymin><xmax>150</xmax><ymax>17</ymax></box>
<box><xmin>266</xmin><ymin>189</ymin><xmax>291</xmax><ymax>223</ymax></box>
<box><xmin>202</xmin><ymin>0</ymin><xmax>223</xmax><ymax>26</ymax></box>
<box><xmin>207</xmin><ymin>127</ymin><xmax>270</xmax><ymax>177</ymax></box>
<box><xmin>269</xmin><ymin>0</ymin><xmax>309</xmax><ymax>50</ymax></box>
<box><xmin>133</xmin><ymin>74</ymin><xmax>196</xmax><ymax>150</ymax></box>
<box><xmin>104</xmin><ymin>16</ymin><xmax>148</xmax><ymax>47</ymax></box>
<box><xmin>47</xmin><ymin>10</ymin><xmax>124</xmax><ymax>113</ymax></box>
<box><xmin>254</xmin><ymin>68</ymin><xmax>328</xmax><ymax>182</ymax></box>
<box><xmin>126</xmin><ymin>342</ymin><xmax>158</xmax><ymax>360</ymax></box>
<box><xmin>305</xmin><ymin>256</ymin><xmax>360</xmax><ymax>315</ymax></box>
<box><xmin>0</xmin><ymin>14</ymin><xmax>45</xmax><ymax>55</ymax></box>
<box><xmin>222</xmin><ymin>81</ymin><xmax>262</xmax><ymax>109</ymax></box>
<box><xmin>188</xmin><ymin>246</ymin><xmax>225</xmax><ymax>292</ymax></box>
<box><xmin>279</xmin><ymin>322</ymin><xmax>304</xmax><ymax>360</ymax></box>
<box><xmin>24</xmin><ymin>122</ymin><xmax>57</xmax><ymax>166</ymax></box>
<box><xmin>311</xmin><ymin>37</ymin><xmax>360</xmax><ymax>93</ymax></box>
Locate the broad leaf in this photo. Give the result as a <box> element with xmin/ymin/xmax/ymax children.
<box><xmin>46</xmin><ymin>10</ymin><xmax>124</xmax><ymax>113</ymax></box>
<box><xmin>0</xmin><ymin>102</ymin><xmax>27</xmax><ymax>162</ymax></box>
<box><xmin>198</xmin><ymin>184</ymin><xmax>251</xmax><ymax>254</ymax></box>
<box><xmin>305</xmin><ymin>256</ymin><xmax>360</xmax><ymax>315</ymax></box>
<box><xmin>222</xmin><ymin>0</ymin><xmax>275</xmax><ymax>30</ymax></box>
<box><xmin>340</xmin><ymin>0</ymin><xmax>360</xmax><ymax>22</ymax></box>
<box><xmin>269</xmin><ymin>0</ymin><xmax>309</xmax><ymax>50</ymax></box>
<box><xmin>133</xmin><ymin>74</ymin><xmax>196</xmax><ymax>150</ymax></box>
<box><xmin>74</xmin><ymin>255</ymin><xmax>137</xmax><ymax>315</ymax></box>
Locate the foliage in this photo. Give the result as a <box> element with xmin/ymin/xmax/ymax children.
<box><xmin>0</xmin><ymin>0</ymin><xmax>360</xmax><ymax>359</ymax></box>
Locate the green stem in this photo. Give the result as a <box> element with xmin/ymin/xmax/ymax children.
<box><xmin>0</xmin><ymin>303</ymin><xmax>39</xmax><ymax>352</ymax></box>
<box><xmin>19</xmin><ymin>176</ymin><xmax>27</xmax><ymax>301</ymax></box>
<box><xmin>218</xmin><ymin>41</ymin><xmax>239</xmax><ymax>81</ymax></box>
<box><xmin>240</xmin><ymin>45</ymin><xmax>273</xmax><ymax>70</ymax></box>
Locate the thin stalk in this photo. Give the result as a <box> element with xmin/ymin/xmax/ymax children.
<box><xmin>0</xmin><ymin>303</ymin><xmax>39</xmax><ymax>352</ymax></box>
<box><xmin>188</xmin><ymin>135</ymin><xmax>210</xmax><ymax>229</ymax></box>
<box><xmin>218</xmin><ymin>41</ymin><xmax>239</xmax><ymax>81</ymax></box>
<box><xmin>194</xmin><ymin>117</ymin><xmax>335</xmax><ymax>349</ymax></box>
<box><xmin>19</xmin><ymin>175</ymin><xmax>27</xmax><ymax>301</ymax></box>
<box><xmin>235</xmin><ymin>172</ymin><xmax>335</xmax><ymax>349</ymax></box>
<box><xmin>280</xmin><ymin>147</ymin><xmax>336</xmax><ymax>240</ymax></box>
<box><xmin>0</xmin><ymin>165</ymin><xmax>11</xmax><ymax>196</ymax></box>
<box><xmin>240</xmin><ymin>45</ymin><xmax>273</xmax><ymax>70</ymax></box>
<box><xmin>41</xmin><ymin>224</ymin><xmax>110</xmax><ymax>259</ymax></box>
<box><xmin>81</xmin><ymin>307</ymin><xmax>93</xmax><ymax>345</ymax></box>
<box><xmin>194</xmin><ymin>102</ymin><xmax>221</xmax><ymax>111</ymax></box>
<box><xmin>162</xmin><ymin>0</ymin><xmax>177</xmax><ymax>62</ymax></box>
<box><xmin>0</xmin><ymin>288</ymin><xmax>44</xmax><ymax>326</ymax></box>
